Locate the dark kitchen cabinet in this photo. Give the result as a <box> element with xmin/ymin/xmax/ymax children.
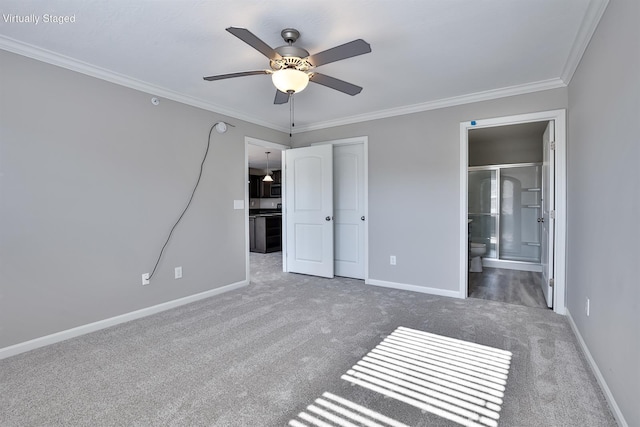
<box><xmin>273</xmin><ymin>170</ymin><xmax>282</xmax><ymax>184</ymax></box>
<box><xmin>249</xmin><ymin>217</ymin><xmax>256</xmax><ymax>251</ymax></box>
<box><xmin>249</xmin><ymin>172</ymin><xmax>281</xmax><ymax>198</ymax></box>
<box><xmin>251</xmin><ymin>215</ymin><xmax>282</xmax><ymax>253</ymax></box>
<box><xmin>261</xmin><ymin>181</ymin><xmax>271</xmax><ymax>198</ymax></box>
<box><xmin>249</xmin><ymin>175</ymin><xmax>261</xmax><ymax>199</ymax></box>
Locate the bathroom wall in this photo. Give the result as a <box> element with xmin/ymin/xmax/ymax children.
<box><xmin>468</xmin><ymin>122</ymin><xmax>545</xmax><ymax>166</ymax></box>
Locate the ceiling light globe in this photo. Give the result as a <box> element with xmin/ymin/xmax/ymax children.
<box><xmin>272</xmin><ymin>69</ymin><xmax>309</xmax><ymax>94</ymax></box>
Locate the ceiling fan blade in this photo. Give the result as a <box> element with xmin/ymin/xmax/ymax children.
<box><xmin>226</xmin><ymin>27</ymin><xmax>281</xmax><ymax>60</ymax></box>
<box><xmin>203</xmin><ymin>70</ymin><xmax>268</xmax><ymax>81</ymax></box>
<box><xmin>306</xmin><ymin>39</ymin><xmax>371</xmax><ymax>67</ymax></box>
<box><xmin>274</xmin><ymin>90</ymin><xmax>290</xmax><ymax>104</ymax></box>
<box><xmin>309</xmin><ymin>73</ymin><xmax>363</xmax><ymax>96</ymax></box>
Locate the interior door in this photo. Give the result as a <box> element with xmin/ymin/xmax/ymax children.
<box><xmin>284</xmin><ymin>145</ymin><xmax>334</xmax><ymax>278</ymax></box>
<box><xmin>540</xmin><ymin>121</ymin><xmax>555</xmax><ymax>308</ymax></box>
<box><xmin>333</xmin><ymin>143</ymin><xmax>365</xmax><ymax>279</ymax></box>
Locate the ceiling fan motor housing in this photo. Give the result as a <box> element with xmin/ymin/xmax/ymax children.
<box><xmin>281</xmin><ymin>28</ymin><xmax>300</xmax><ymax>44</ymax></box>
<box><xmin>270</xmin><ymin>54</ymin><xmax>311</xmax><ymax>72</ymax></box>
<box><xmin>270</xmin><ymin>28</ymin><xmax>311</xmax><ymax>72</ymax></box>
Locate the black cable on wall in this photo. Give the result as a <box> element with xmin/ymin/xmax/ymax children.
<box><xmin>147</xmin><ymin>121</ymin><xmax>231</xmax><ymax>281</ymax></box>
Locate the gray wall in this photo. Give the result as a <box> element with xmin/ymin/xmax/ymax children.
<box><xmin>566</xmin><ymin>0</ymin><xmax>640</xmax><ymax>424</ymax></box>
<box><xmin>293</xmin><ymin>89</ymin><xmax>567</xmax><ymax>292</ymax></box>
<box><xmin>0</xmin><ymin>50</ymin><xmax>289</xmax><ymax>348</ymax></box>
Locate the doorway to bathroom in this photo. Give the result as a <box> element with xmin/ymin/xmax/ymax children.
<box><xmin>468</xmin><ymin>160</ymin><xmax>548</xmax><ymax>308</ymax></box>
<box><xmin>459</xmin><ymin>110</ymin><xmax>567</xmax><ymax>314</ymax></box>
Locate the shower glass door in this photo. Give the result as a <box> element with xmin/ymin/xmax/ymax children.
<box><xmin>500</xmin><ymin>165</ymin><xmax>542</xmax><ymax>262</ymax></box>
<box><xmin>468</xmin><ymin>170</ymin><xmax>498</xmax><ymax>258</ymax></box>
<box><xmin>469</xmin><ymin>163</ymin><xmax>542</xmax><ymax>265</ymax></box>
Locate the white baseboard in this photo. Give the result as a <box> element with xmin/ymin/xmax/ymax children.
<box><xmin>566</xmin><ymin>309</ymin><xmax>628</xmax><ymax>427</ymax></box>
<box><xmin>366</xmin><ymin>278</ymin><xmax>463</xmax><ymax>299</ymax></box>
<box><xmin>0</xmin><ymin>279</ymin><xmax>249</xmax><ymax>360</ymax></box>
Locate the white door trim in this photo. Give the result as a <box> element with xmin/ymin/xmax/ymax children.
<box><xmin>244</xmin><ymin>137</ymin><xmax>290</xmax><ymax>280</ymax></box>
<box><xmin>459</xmin><ymin>109</ymin><xmax>567</xmax><ymax>314</ymax></box>
<box><xmin>312</xmin><ymin>136</ymin><xmax>369</xmax><ymax>282</ymax></box>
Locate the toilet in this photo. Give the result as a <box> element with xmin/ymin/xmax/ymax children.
<box><xmin>469</xmin><ymin>242</ymin><xmax>486</xmax><ymax>272</ymax></box>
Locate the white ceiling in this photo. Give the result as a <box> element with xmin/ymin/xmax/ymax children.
<box><xmin>0</xmin><ymin>1</ymin><xmax>607</xmax><ymax>133</ymax></box>
<box><xmin>247</xmin><ymin>144</ymin><xmax>282</xmax><ymax>170</ymax></box>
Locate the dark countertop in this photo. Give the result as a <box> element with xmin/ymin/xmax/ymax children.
<box><xmin>249</xmin><ymin>210</ymin><xmax>282</xmax><ymax>218</ymax></box>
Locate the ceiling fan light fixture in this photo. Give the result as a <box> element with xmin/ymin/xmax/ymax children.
<box><xmin>271</xmin><ymin>68</ymin><xmax>309</xmax><ymax>94</ymax></box>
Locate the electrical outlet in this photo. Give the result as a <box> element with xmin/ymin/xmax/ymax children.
<box><xmin>175</xmin><ymin>266</ymin><xmax>182</xmax><ymax>279</ymax></box>
<box><xmin>142</xmin><ymin>273</ymin><xmax>150</xmax><ymax>286</ymax></box>
<box><xmin>586</xmin><ymin>298</ymin><xmax>590</xmax><ymax>317</ymax></box>
<box><xmin>390</xmin><ymin>255</ymin><xmax>397</xmax><ymax>265</ymax></box>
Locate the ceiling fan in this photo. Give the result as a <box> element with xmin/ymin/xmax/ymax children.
<box><xmin>203</xmin><ymin>27</ymin><xmax>371</xmax><ymax>104</ymax></box>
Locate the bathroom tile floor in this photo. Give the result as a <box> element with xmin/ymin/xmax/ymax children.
<box><xmin>468</xmin><ymin>267</ymin><xmax>549</xmax><ymax>309</ymax></box>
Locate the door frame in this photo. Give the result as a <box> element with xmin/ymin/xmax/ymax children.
<box><xmin>311</xmin><ymin>136</ymin><xmax>370</xmax><ymax>281</ymax></box>
<box><xmin>244</xmin><ymin>136</ymin><xmax>290</xmax><ymax>280</ymax></box>
<box><xmin>459</xmin><ymin>109</ymin><xmax>567</xmax><ymax>314</ymax></box>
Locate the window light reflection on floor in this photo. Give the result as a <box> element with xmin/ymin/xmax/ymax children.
<box><xmin>289</xmin><ymin>327</ymin><xmax>512</xmax><ymax>427</ymax></box>
<box><xmin>343</xmin><ymin>327</ymin><xmax>512</xmax><ymax>427</ymax></box>
<box><xmin>289</xmin><ymin>391</ymin><xmax>411</xmax><ymax>427</ymax></box>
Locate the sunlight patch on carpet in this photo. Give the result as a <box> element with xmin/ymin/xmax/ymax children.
<box><xmin>289</xmin><ymin>391</ymin><xmax>410</xmax><ymax>427</ymax></box>
<box><xmin>343</xmin><ymin>327</ymin><xmax>512</xmax><ymax>427</ymax></box>
<box><xmin>290</xmin><ymin>326</ymin><xmax>512</xmax><ymax>427</ymax></box>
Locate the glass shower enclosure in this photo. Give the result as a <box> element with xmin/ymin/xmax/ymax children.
<box><xmin>468</xmin><ymin>163</ymin><xmax>542</xmax><ymax>265</ymax></box>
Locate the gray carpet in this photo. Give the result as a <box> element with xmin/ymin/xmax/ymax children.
<box><xmin>0</xmin><ymin>252</ymin><xmax>616</xmax><ymax>426</ymax></box>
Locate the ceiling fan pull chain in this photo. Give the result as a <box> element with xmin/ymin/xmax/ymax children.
<box><xmin>289</xmin><ymin>92</ymin><xmax>294</xmax><ymax>138</ymax></box>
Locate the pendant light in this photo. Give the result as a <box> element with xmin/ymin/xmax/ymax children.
<box><xmin>263</xmin><ymin>151</ymin><xmax>273</xmax><ymax>182</ymax></box>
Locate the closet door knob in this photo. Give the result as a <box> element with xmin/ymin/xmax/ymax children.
<box><xmin>361</xmin><ymin>216</ymin><xmax>365</xmax><ymax>221</ymax></box>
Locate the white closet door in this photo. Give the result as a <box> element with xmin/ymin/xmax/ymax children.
<box><xmin>333</xmin><ymin>143</ymin><xmax>365</xmax><ymax>279</ymax></box>
<box><xmin>284</xmin><ymin>145</ymin><xmax>334</xmax><ymax>278</ymax></box>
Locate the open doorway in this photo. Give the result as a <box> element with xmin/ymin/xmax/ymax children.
<box><xmin>467</xmin><ymin>122</ymin><xmax>548</xmax><ymax>308</ymax></box>
<box><xmin>459</xmin><ymin>110</ymin><xmax>567</xmax><ymax>314</ymax></box>
<box><xmin>245</xmin><ymin>137</ymin><xmax>289</xmax><ymax>283</ymax></box>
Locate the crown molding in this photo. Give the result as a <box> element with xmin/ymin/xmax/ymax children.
<box><xmin>293</xmin><ymin>78</ymin><xmax>567</xmax><ymax>133</ymax></box>
<box><xmin>560</xmin><ymin>0</ymin><xmax>610</xmax><ymax>84</ymax></box>
<box><xmin>2</xmin><ymin>33</ymin><xmax>576</xmax><ymax>135</ymax></box>
<box><xmin>0</xmin><ymin>36</ymin><xmax>290</xmax><ymax>134</ymax></box>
